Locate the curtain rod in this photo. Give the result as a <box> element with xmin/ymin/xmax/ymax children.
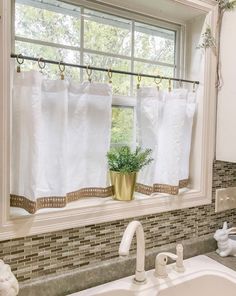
<box><xmin>10</xmin><ymin>54</ymin><xmax>200</xmax><ymax>85</ymax></box>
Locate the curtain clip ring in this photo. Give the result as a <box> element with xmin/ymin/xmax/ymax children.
<box><xmin>59</xmin><ymin>61</ymin><xmax>65</xmax><ymax>80</ymax></box>
<box><xmin>137</xmin><ymin>74</ymin><xmax>142</xmax><ymax>89</ymax></box>
<box><xmin>179</xmin><ymin>79</ymin><xmax>183</xmax><ymax>88</ymax></box>
<box><xmin>154</xmin><ymin>76</ymin><xmax>162</xmax><ymax>91</ymax></box>
<box><xmin>86</xmin><ymin>65</ymin><xmax>92</xmax><ymax>83</ymax></box>
<box><xmin>168</xmin><ymin>79</ymin><xmax>172</xmax><ymax>92</ymax></box>
<box><xmin>108</xmin><ymin>68</ymin><xmax>112</xmax><ymax>84</ymax></box>
<box><xmin>193</xmin><ymin>82</ymin><xmax>196</xmax><ymax>93</ymax></box>
<box><xmin>38</xmin><ymin>57</ymin><xmax>46</xmax><ymax>73</ymax></box>
<box><xmin>16</xmin><ymin>54</ymin><xmax>24</xmax><ymax>73</ymax></box>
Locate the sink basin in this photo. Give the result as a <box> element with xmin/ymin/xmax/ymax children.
<box><xmin>70</xmin><ymin>255</ymin><xmax>236</xmax><ymax>296</ymax></box>
<box><xmin>96</xmin><ymin>291</ymin><xmax>134</xmax><ymax>296</ymax></box>
<box><xmin>158</xmin><ymin>274</ymin><xmax>236</xmax><ymax>296</ymax></box>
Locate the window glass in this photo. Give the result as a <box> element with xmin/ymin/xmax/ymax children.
<box><xmin>111</xmin><ymin>107</ymin><xmax>134</xmax><ymax>147</ymax></box>
<box><xmin>14</xmin><ymin>0</ymin><xmax>178</xmax><ymax>147</ymax></box>
<box><xmin>84</xmin><ymin>9</ymin><xmax>131</xmax><ymax>56</ymax></box>
<box><xmin>134</xmin><ymin>61</ymin><xmax>175</xmax><ymax>90</ymax></box>
<box><xmin>15</xmin><ymin>41</ymin><xmax>80</xmax><ymax>79</ymax></box>
<box><xmin>84</xmin><ymin>53</ymin><xmax>131</xmax><ymax>95</ymax></box>
<box><xmin>134</xmin><ymin>22</ymin><xmax>175</xmax><ymax>64</ymax></box>
<box><xmin>15</xmin><ymin>1</ymin><xmax>80</xmax><ymax>47</ymax></box>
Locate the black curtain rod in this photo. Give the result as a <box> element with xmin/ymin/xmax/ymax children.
<box><xmin>11</xmin><ymin>54</ymin><xmax>200</xmax><ymax>85</ymax></box>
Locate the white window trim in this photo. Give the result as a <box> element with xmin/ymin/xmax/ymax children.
<box><xmin>0</xmin><ymin>0</ymin><xmax>219</xmax><ymax>240</ymax></box>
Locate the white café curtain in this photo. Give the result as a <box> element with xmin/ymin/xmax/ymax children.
<box><xmin>11</xmin><ymin>70</ymin><xmax>112</xmax><ymax>213</ymax></box>
<box><xmin>136</xmin><ymin>87</ymin><xmax>196</xmax><ymax>195</ymax></box>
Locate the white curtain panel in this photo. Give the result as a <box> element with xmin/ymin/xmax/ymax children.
<box><xmin>136</xmin><ymin>87</ymin><xmax>162</xmax><ymax>194</ymax></box>
<box><xmin>67</xmin><ymin>82</ymin><xmax>112</xmax><ymax>192</ymax></box>
<box><xmin>137</xmin><ymin>87</ymin><xmax>196</xmax><ymax>195</ymax></box>
<box><xmin>11</xmin><ymin>71</ymin><xmax>43</xmax><ymax>201</ymax></box>
<box><xmin>11</xmin><ymin>71</ymin><xmax>112</xmax><ymax>213</ymax></box>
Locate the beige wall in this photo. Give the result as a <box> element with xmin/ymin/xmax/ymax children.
<box><xmin>216</xmin><ymin>10</ymin><xmax>236</xmax><ymax>162</ymax></box>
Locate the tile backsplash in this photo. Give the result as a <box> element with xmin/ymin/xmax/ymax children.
<box><xmin>1</xmin><ymin>160</ymin><xmax>236</xmax><ymax>282</ymax></box>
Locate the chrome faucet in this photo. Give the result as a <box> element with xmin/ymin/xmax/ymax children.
<box><xmin>119</xmin><ymin>221</ymin><xmax>146</xmax><ymax>284</ymax></box>
<box><xmin>155</xmin><ymin>244</ymin><xmax>185</xmax><ymax>278</ymax></box>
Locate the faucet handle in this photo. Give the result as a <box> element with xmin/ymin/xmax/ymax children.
<box><xmin>154</xmin><ymin>252</ymin><xmax>177</xmax><ymax>278</ymax></box>
<box><xmin>174</xmin><ymin>244</ymin><xmax>185</xmax><ymax>273</ymax></box>
<box><xmin>154</xmin><ymin>245</ymin><xmax>185</xmax><ymax>278</ymax></box>
<box><xmin>155</xmin><ymin>253</ymin><xmax>168</xmax><ymax>278</ymax></box>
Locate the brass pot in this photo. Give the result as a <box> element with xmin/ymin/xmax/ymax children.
<box><xmin>110</xmin><ymin>171</ymin><xmax>137</xmax><ymax>201</ymax></box>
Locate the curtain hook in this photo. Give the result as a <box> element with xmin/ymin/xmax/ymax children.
<box><xmin>179</xmin><ymin>79</ymin><xmax>183</xmax><ymax>88</ymax></box>
<box><xmin>86</xmin><ymin>65</ymin><xmax>92</xmax><ymax>83</ymax></box>
<box><xmin>193</xmin><ymin>82</ymin><xmax>196</xmax><ymax>93</ymax></box>
<box><xmin>137</xmin><ymin>74</ymin><xmax>142</xmax><ymax>89</ymax></box>
<box><xmin>168</xmin><ymin>79</ymin><xmax>172</xmax><ymax>92</ymax></box>
<box><xmin>154</xmin><ymin>76</ymin><xmax>162</xmax><ymax>91</ymax></box>
<box><xmin>16</xmin><ymin>54</ymin><xmax>24</xmax><ymax>73</ymax></box>
<box><xmin>38</xmin><ymin>57</ymin><xmax>46</xmax><ymax>73</ymax></box>
<box><xmin>108</xmin><ymin>68</ymin><xmax>112</xmax><ymax>84</ymax></box>
<box><xmin>59</xmin><ymin>61</ymin><xmax>65</xmax><ymax>80</ymax></box>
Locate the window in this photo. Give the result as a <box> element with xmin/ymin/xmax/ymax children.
<box><xmin>0</xmin><ymin>0</ymin><xmax>217</xmax><ymax>238</ymax></box>
<box><xmin>14</xmin><ymin>0</ymin><xmax>178</xmax><ymax>147</ymax></box>
<box><xmin>111</xmin><ymin>106</ymin><xmax>135</xmax><ymax>148</ymax></box>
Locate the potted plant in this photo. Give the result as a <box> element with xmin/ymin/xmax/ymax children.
<box><xmin>107</xmin><ymin>146</ymin><xmax>153</xmax><ymax>201</ymax></box>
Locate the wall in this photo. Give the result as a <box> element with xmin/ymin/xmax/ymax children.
<box><xmin>216</xmin><ymin>9</ymin><xmax>236</xmax><ymax>162</ymax></box>
<box><xmin>1</xmin><ymin>160</ymin><xmax>236</xmax><ymax>283</ymax></box>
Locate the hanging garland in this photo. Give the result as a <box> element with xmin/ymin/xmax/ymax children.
<box><xmin>197</xmin><ymin>0</ymin><xmax>236</xmax><ymax>88</ymax></box>
<box><xmin>218</xmin><ymin>0</ymin><xmax>236</xmax><ymax>11</ymax></box>
<box><xmin>197</xmin><ymin>26</ymin><xmax>216</xmax><ymax>50</ymax></box>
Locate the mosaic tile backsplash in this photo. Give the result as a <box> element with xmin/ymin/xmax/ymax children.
<box><xmin>1</xmin><ymin>160</ymin><xmax>236</xmax><ymax>283</ymax></box>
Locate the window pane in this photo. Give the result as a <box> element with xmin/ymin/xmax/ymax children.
<box><xmin>84</xmin><ymin>9</ymin><xmax>131</xmax><ymax>56</ymax></box>
<box><xmin>134</xmin><ymin>22</ymin><xmax>176</xmax><ymax>64</ymax></box>
<box><xmin>84</xmin><ymin>53</ymin><xmax>131</xmax><ymax>96</ymax></box>
<box><xmin>15</xmin><ymin>41</ymin><xmax>80</xmax><ymax>79</ymax></box>
<box><xmin>134</xmin><ymin>61</ymin><xmax>175</xmax><ymax>91</ymax></box>
<box><xmin>15</xmin><ymin>1</ymin><xmax>80</xmax><ymax>47</ymax></box>
<box><xmin>111</xmin><ymin>107</ymin><xmax>134</xmax><ymax>146</ymax></box>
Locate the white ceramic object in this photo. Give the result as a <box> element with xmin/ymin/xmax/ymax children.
<box><xmin>214</xmin><ymin>221</ymin><xmax>236</xmax><ymax>257</ymax></box>
<box><xmin>70</xmin><ymin>255</ymin><xmax>236</xmax><ymax>296</ymax></box>
<box><xmin>0</xmin><ymin>260</ymin><xmax>19</xmax><ymax>296</ymax></box>
<box><xmin>155</xmin><ymin>244</ymin><xmax>185</xmax><ymax>278</ymax></box>
<box><xmin>119</xmin><ymin>221</ymin><xmax>146</xmax><ymax>284</ymax></box>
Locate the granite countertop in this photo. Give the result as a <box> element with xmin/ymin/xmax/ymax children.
<box><xmin>19</xmin><ymin>237</ymin><xmax>236</xmax><ymax>296</ymax></box>
<box><xmin>207</xmin><ymin>252</ymin><xmax>236</xmax><ymax>272</ymax></box>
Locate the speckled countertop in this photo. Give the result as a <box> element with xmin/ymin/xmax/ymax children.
<box><xmin>207</xmin><ymin>252</ymin><xmax>236</xmax><ymax>272</ymax></box>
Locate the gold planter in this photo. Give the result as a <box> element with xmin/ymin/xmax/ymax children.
<box><xmin>110</xmin><ymin>171</ymin><xmax>137</xmax><ymax>201</ymax></box>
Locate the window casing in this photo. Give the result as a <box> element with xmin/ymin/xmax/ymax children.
<box><xmin>0</xmin><ymin>0</ymin><xmax>218</xmax><ymax>239</ymax></box>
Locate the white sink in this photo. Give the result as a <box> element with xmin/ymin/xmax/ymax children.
<box><xmin>69</xmin><ymin>255</ymin><xmax>236</xmax><ymax>296</ymax></box>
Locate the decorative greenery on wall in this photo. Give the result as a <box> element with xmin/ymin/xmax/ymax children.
<box><xmin>196</xmin><ymin>1</ymin><xmax>236</xmax><ymax>87</ymax></box>
<box><xmin>217</xmin><ymin>0</ymin><xmax>236</xmax><ymax>88</ymax></box>
<box><xmin>197</xmin><ymin>1</ymin><xmax>236</xmax><ymax>52</ymax></box>
<box><xmin>218</xmin><ymin>0</ymin><xmax>236</xmax><ymax>11</ymax></box>
<box><xmin>197</xmin><ymin>26</ymin><xmax>216</xmax><ymax>50</ymax></box>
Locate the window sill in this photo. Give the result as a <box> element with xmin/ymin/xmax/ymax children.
<box><xmin>9</xmin><ymin>189</ymin><xmax>190</xmax><ymax>218</ymax></box>
<box><xmin>2</xmin><ymin>187</ymin><xmax>212</xmax><ymax>241</ymax></box>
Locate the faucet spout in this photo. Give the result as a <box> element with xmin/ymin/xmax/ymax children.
<box><xmin>119</xmin><ymin>221</ymin><xmax>146</xmax><ymax>284</ymax></box>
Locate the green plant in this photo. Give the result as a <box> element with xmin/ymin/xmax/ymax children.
<box><xmin>107</xmin><ymin>146</ymin><xmax>153</xmax><ymax>173</ymax></box>
<box><xmin>218</xmin><ymin>0</ymin><xmax>236</xmax><ymax>11</ymax></box>
<box><xmin>197</xmin><ymin>26</ymin><xmax>216</xmax><ymax>50</ymax></box>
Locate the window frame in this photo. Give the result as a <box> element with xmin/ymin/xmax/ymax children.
<box><xmin>14</xmin><ymin>0</ymin><xmax>180</xmax><ymax>147</ymax></box>
<box><xmin>14</xmin><ymin>0</ymin><xmax>180</xmax><ymax>95</ymax></box>
<box><xmin>0</xmin><ymin>0</ymin><xmax>219</xmax><ymax>240</ymax></box>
